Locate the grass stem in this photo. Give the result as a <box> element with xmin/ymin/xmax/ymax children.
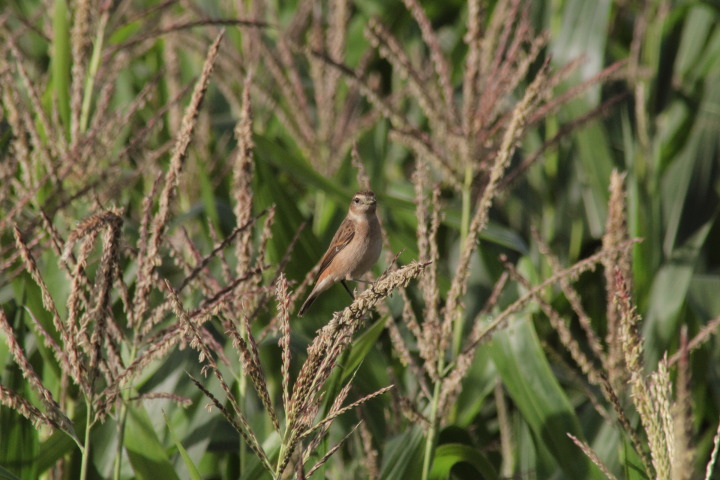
<box><xmin>113</xmin><ymin>341</ymin><xmax>139</xmax><ymax>480</ymax></box>
<box><xmin>80</xmin><ymin>405</ymin><xmax>92</xmax><ymax>480</ymax></box>
<box><xmin>452</xmin><ymin>162</ymin><xmax>474</xmax><ymax>356</ymax></box>
<box><xmin>79</xmin><ymin>11</ymin><xmax>109</xmax><ymax>133</ymax></box>
<box><xmin>421</xmin><ymin>356</ymin><xmax>445</xmax><ymax>480</ymax></box>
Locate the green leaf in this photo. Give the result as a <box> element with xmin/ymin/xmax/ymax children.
<box><xmin>320</xmin><ymin>316</ymin><xmax>388</xmax><ymax>439</ymax></box>
<box><xmin>0</xmin><ymin>465</ymin><xmax>23</xmax><ymax>480</ymax></box>
<box><xmin>429</xmin><ymin>443</ymin><xmax>497</xmax><ymax>480</ymax></box>
<box><xmin>163</xmin><ymin>411</ymin><xmax>202</xmax><ymax>480</ymax></box>
<box><xmin>620</xmin><ymin>437</ymin><xmax>650</xmax><ymax>480</ymax></box>
<box><xmin>49</xmin><ymin>0</ymin><xmax>71</xmax><ymax>133</ymax></box>
<box><xmin>549</xmin><ymin>0</ymin><xmax>612</xmax><ymax>104</ymax></box>
<box><xmin>548</xmin><ymin>0</ymin><xmax>614</xmax><ymax>239</ymax></box>
<box><xmin>661</xmin><ymin>140</ymin><xmax>701</xmax><ymax>254</ymax></box>
<box><xmin>675</xmin><ymin>4</ymin><xmax>720</xmax><ymax>82</ymax></box>
<box><xmin>379</xmin><ymin>426</ymin><xmax>424</xmax><ymax>480</ymax></box>
<box><xmin>37</xmin><ymin>428</ymin><xmax>77</xmax><ymax>474</ymax></box>
<box><xmin>490</xmin><ymin>316</ymin><xmax>604</xmax><ymax>479</ymax></box>
<box><xmin>253</xmin><ymin>137</ymin><xmax>320</xmax><ymax>280</ymax></box>
<box><xmin>196</xmin><ymin>153</ymin><xmax>221</xmax><ymax>232</ymax></box>
<box><xmin>37</xmin><ymin>401</ymin><xmax>85</xmax><ymax>474</ymax></box>
<box><xmin>12</xmin><ymin>277</ymin><xmax>62</xmax><ymax>381</ymax></box>
<box><xmin>340</xmin><ymin>316</ymin><xmax>387</xmax><ymax>383</ymax></box>
<box><xmin>569</xmin><ymin>109</ymin><xmax>614</xmax><ymax>236</ymax></box>
<box><xmin>454</xmin><ymin>350</ymin><xmax>496</xmax><ymax>427</ymax></box>
<box><xmin>0</xmin><ymin>408</ymin><xmax>38</xmax><ymax>480</ymax></box>
<box><xmin>125</xmin><ymin>405</ymin><xmax>181</xmax><ymax>480</ymax></box>
<box><xmin>644</xmin><ymin>218</ymin><xmax>714</xmax><ymax>364</ymax></box>
<box><xmin>255</xmin><ymin>135</ymin><xmax>346</xmax><ymax>203</ymax></box>
<box><xmin>688</xmin><ymin>274</ymin><xmax>720</xmax><ymax>319</ymax></box>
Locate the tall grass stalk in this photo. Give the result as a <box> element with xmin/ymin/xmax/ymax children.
<box><xmin>79</xmin><ymin>8</ymin><xmax>110</xmax><ymax>133</ymax></box>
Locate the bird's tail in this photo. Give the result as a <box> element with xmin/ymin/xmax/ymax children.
<box><xmin>298</xmin><ymin>293</ymin><xmax>318</xmax><ymax>317</ymax></box>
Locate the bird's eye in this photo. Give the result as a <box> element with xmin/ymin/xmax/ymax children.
<box><xmin>353</xmin><ymin>198</ymin><xmax>360</xmax><ymax>203</ymax></box>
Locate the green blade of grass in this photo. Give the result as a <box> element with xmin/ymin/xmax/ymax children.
<box><xmin>125</xmin><ymin>405</ymin><xmax>181</xmax><ymax>480</ymax></box>
<box><xmin>644</xmin><ymin>217</ymin><xmax>714</xmax><ymax>364</ymax></box>
<box><xmin>49</xmin><ymin>0</ymin><xmax>71</xmax><ymax>133</ymax></box>
<box><xmin>379</xmin><ymin>425</ymin><xmax>424</xmax><ymax>480</ymax></box>
<box><xmin>163</xmin><ymin>411</ymin><xmax>202</xmax><ymax>480</ymax></box>
<box><xmin>490</xmin><ymin>316</ymin><xmax>605</xmax><ymax>480</ymax></box>
<box><xmin>37</xmin><ymin>401</ymin><xmax>86</xmax><ymax>474</ymax></box>
<box><xmin>0</xmin><ymin>465</ymin><xmax>24</xmax><ymax>480</ymax></box>
<box><xmin>429</xmin><ymin>443</ymin><xmax>498</xmax><ymax>480</ymax></box>
<box><xmin>0</xmin><ymin>397</ymin><xmax>38</xmax><ymax>480</ymax></box>
<box><xmin>340</xmin><ymin>316</ymin><xmax>387</xmax><ymax>383</ymax></box>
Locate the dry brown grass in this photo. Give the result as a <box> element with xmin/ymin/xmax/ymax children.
<box><xmin>2</xmin><ymin>2</ymin><xmax>719</xmax><ymax>480</ymax></box>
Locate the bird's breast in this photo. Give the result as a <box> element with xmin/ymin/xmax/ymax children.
<box><xmin>349</xmin><ymin>216</ymin><xmax>382</xmax><ymax>277</ymax></box>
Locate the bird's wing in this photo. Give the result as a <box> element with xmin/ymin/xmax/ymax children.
<box><xmin>315</xmin><ymin>217</ymin><xmax>355</xmax><ymax>279</ymax></box>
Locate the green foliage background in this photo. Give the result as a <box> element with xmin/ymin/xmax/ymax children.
<box><xmin>1</xmin><ymin>0</ymin><xmax>719</xmax><ymax>479</ymax></box>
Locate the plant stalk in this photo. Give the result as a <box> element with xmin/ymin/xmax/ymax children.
<box><xmin>421</xmin><ymin>356</ymin><xmax>446</xmax><ymax>480</ymax></box>
<box><xmin>113</xmin><ymin>341</ymin><xmax>139</xmax><ymax>480</ymax></box>
<box><xmin>452</xmin><ymin>162</ymin><xmax>474</xmax><ymax>356</ymax></box>
<box><xmin>80</xmin><ymin>405</ymin><xmax>92</xmax><ymax>480</ymax></box>
<box><xmin>79</xmin><ymin>11</ymin><xmax>109</xmax><ymax>133</ymax></box>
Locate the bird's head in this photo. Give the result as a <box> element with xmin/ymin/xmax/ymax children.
<box><xmin>349</xmin><ymin>191</ymin><xmax>377</xmax><ymax>216</ymax></box>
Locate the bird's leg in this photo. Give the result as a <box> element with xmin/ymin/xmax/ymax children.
<box><xmin>349</xmin><ymin>278</ymin><xmax>373</xmax><ymax>284</ymax></box>
<box><xmin>340</xmin><ymin>280</ymin><xmax>355</xmax><ymax>299</ymax></box>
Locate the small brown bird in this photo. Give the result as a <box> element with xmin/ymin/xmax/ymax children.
<box><xmin>298</xmin><ymin>191</ymin><xmax>382</xmax><ymax>316</ymax></box>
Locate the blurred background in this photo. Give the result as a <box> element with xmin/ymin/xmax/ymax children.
<box><xmin>1</xmin><ymin>0</ymin><xmax>719</xmax><ymax>479</ymax></box>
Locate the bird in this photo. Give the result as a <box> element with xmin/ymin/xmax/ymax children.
<box><xmin>298</xmin><ymin>191</ymin><xmax>382</xmax><ymax>316</ymax></box>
